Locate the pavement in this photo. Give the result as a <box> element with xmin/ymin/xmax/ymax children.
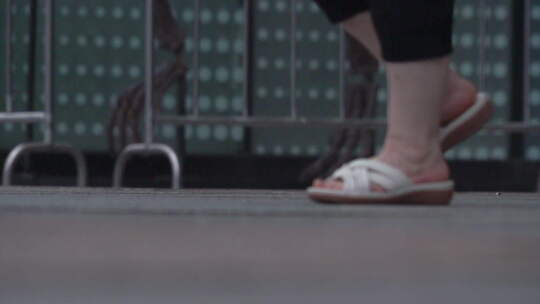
<box><xmin>1</xmin><ymin>187</ymin><xmax>539</xmax><ymax>304</ymax></box>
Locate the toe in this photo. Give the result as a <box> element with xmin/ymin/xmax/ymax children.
<box><xmin>313</xmin><ymin>179</ymin><xmax>324</xmax><ymax>187</ymax></box>
<box><xmin>328</xmin><ymin>180</ymin><xmax>344</xmax><ymax>190</ymax></box>
<box><xmin>312</xmin><ymin>178</ymin><xmax>345</xmax><ymax>190</ymax></box>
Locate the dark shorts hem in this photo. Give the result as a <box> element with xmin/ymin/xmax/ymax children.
<box><xmin>312</xmin><ymin>0</ymin><xmax>455</xmax><ymax>62</ymax></box>
<box><xmin>381</xmin><ymin>34</ymin><xmax>454</xmax><ymax>62</ymax></box>
<box><xmin>313</xmin><ymin>0</ymin><xmax>369</xmax><ymax>24</ymax></box>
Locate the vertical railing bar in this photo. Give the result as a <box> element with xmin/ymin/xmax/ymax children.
<box><xmin>26</xmin><ymin>0</ymin><xmax>39</xmax><ymax>144</ymax></box>
<box><xmin>192</xmin><ymin>0</ymin><xmax>201</xmax><ymax>116</ymax></box>
<box><xmin>240</xmin><ymin>0</ymin><xmax>254</xmax><ymax>153</ymax></box>
<box><xmin>477</xmin><ymin>0</ymin><xmax>487</xmax><ymax>96</ymax></box>
<box><xmin>5</xmin><ymin>0</ymin><xmax>13</xmax><ymax>112</ymax></box>
<box><xmin>243</xmin><ymin>0</ymin><xmax>252</xmax><ymax>118</ymax></box>
<box><xmin>144</xmin><ymin>0</ymin><xmax>154</xmax><ymax>145</ymax></box>
<box><xmin>523</xmin><ymin>0</ymin><xmax>532</xmax><ymax>122</ymax></box>
<box><xmin>290</xmin><ymin>0</ymin><xmax>297</xmax><ymax>119</ymax></box>
<box><xmin>43</xmin><ymin>0</ymin><xmax>54</xmax><ymax>144</ymax></box>
<box><xmin>338</xmin><ymin>27</ymin><xmax>346</xmax><ymax>119</ymax></box>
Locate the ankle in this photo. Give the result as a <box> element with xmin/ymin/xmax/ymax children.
<box><xmin>378</xmin><ymin>139</ymin><xmax>448</xmax><ymax>180</ymax></box>
<box><xmin>384</xmin><ymin>131</ymin><xmax>440</xmax><ymax>152</ymax></box>
<box><xmin>380</xmin><ymin>140</ymin><xmax>441</xmax><ymax>165</ymax></box>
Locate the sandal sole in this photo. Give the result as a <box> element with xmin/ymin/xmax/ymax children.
<box><xmin>308</xmin><ymin>180</ymin><xmax>454</xmax><ymax>205</ymax></box>
<box><xmin>308</xmin><ymin>188</ymin><xmax>454</xmax><ymax>206</ymax></box>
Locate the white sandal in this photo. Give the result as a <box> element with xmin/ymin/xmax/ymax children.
<box><xmin>307</xmin><ymin>159</ymin><xmax>454</xmax><ymax>205</ymax></box>
<box><xmin>440</xmin><ymin>92</ymin><xmax>493</xmax><ymax>152</ymax></box>
<box><xmin>308</xmin><ymin>93</ymin><xmax>489</xmax><ymax>205</ymax></box>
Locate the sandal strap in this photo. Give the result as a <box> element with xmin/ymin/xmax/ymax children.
<box><xmin>331</xmin><ymin>159</ymin><xmax>412</xmax><ymax>193</ymax></box>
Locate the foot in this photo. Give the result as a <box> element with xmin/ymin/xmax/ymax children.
<box><xmin>313</xmin><ymin>142</ymin><xmax>449</xmax><ymax>192</ymax></box>
<box><xmin>313</xmin><ymin>70</ymin><xmax>470</xmax><ymax>191</ymax></box>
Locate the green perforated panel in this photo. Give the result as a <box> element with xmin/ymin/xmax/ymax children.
<box><xmin>251</xmin><ymin>0</ymin><xmax>338</xmax><ymax>156</ymax></box>
<box><xmin>527</xmin><ymin>2</ymin><xmax>540</xmax><ymax>161</ymax></box>
<box><xmin>0</xmin><ymin>0</ymin><xmax>521</xmax><ymax>160</ymax></box>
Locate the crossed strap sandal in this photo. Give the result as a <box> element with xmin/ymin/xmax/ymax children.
<box><xmin>307</xmin><ymin>159</ymin><xmax>455</xmax><ymax>205</ymax></box>
<box><xmin>308</xmin><ymin>92</ymin><xmax>492</xmax><ymax>205</ymax></box>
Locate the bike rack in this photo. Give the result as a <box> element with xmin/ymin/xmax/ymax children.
<box><xmin>112</xmin><ymin>0</ymin><xmax>182</xmax><ymax>189</ymax></box>
<box><xmin>1</xmin><ymin>0</ymin><xmax>87</xmax><ymax>187</ymax></box>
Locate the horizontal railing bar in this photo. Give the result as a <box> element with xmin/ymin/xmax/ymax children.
<box><xmin>158</xmin><ymin>115</ymin><xmax>540</xmax><ymax>133</ymax></box>
<box><xmin>158</xmin><ymin>115</ymin><xmax>386</xmax><ymax>128</ymax></box>
<box><xmin>483</xmin><ymin>122</ymin><xmax>540</xmax><ymax>133</ymax></box>
<box><xmin>0</xmin><ymin>112</ymin><xmax>47</xmax><ymax>123</ymax></box>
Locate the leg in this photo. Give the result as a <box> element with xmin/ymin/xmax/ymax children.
<box><xmin>340</xmin><ymin>12</ymin><xmax>476</xmax><ymax>125</ymax></box>
<box><xmin>314</xmin><ymin>0</ymin><xmax>457</xmax><ymax>193</ymax></box>
<box><xmin>319</xmin><ymin>57</ymin><xmax>452</xmax><ymax>192</ymax></box>
<box><xmin>378</xmin><ymin>57</ymin><xmax>451</xmax><ymax>186</ymax></box>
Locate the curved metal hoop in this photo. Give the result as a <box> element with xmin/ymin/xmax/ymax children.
<box><xmin>2</xmin><ymin>143</ymin><xmax>87</xmax><ymax>187</ymax></box>
<box><xmin>113</xmin><ymin>143</ymin><xmax>181</xmax><ymax>189</ymax></box>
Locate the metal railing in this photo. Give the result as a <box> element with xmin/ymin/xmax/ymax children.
<box><xmin>1</xmin><ymin>0</ymin><xmax>538</xmax><ymax>189</ymax></box>
<box><xmin>1</xmin><ymin>0</ymin><xmax>87</xmax><ymax>187</ymax></box>
<box><xmin>113</xmin><ymin>0</ymin><xmax>181</xmax><ymax>189</ymax></box>
<box><xmin>113</xmin><ymin>0</ymin><xmax>372</xmax><ymax>188</ymax></box>
<box><xmin>114</xmin><ymin>0</ymin><xmax>540</xmax><ymax>189</ymax></box>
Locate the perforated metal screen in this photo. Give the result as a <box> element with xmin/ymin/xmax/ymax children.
<box><xmin>0</xmin><ymin>0</ymin><xmax>532</xmax><ymax>160</ymax></box>
<box><xmin>527</xmin><ymin>2</ymin><xmax>540</xmax><ymax>160</ymax></box>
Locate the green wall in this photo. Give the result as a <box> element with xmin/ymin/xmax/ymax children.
<box><xmin>1</xmin><ymin>0</ymin><xmax>535</xmax><ymax>160</ymax></box>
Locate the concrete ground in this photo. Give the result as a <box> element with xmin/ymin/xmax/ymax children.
<box><xmin>1</xmin><ymin>187</ymin><xmax>539</xmax><ymax>304</ymax></box>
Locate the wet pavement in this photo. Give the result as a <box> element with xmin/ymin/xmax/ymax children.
<box><xmin>1</xmin><ymin>187</ymin><xmax>539</xmax><ymax>303</ymax></box>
